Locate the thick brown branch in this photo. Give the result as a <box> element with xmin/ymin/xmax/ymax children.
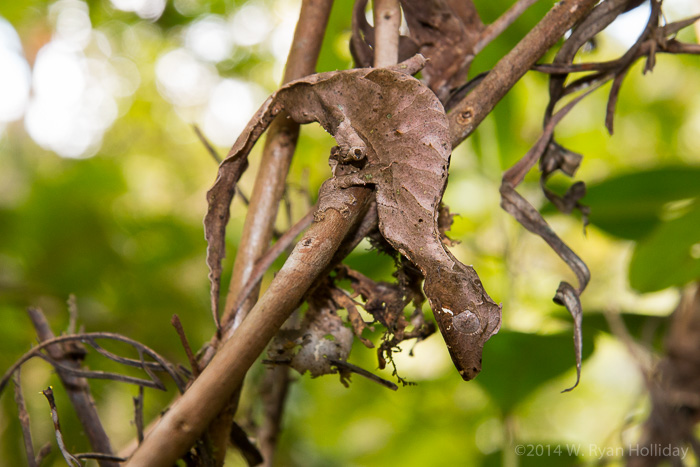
<box><xmin>226</xmin><ymin>207</ymin><xmax>315</xmax><ymax>333</ymax></box>
<box><xmin>126</xmin><ymin>189</ymin><xmax>374</xmax><ymax>466</ymax></box>
<box><xmin>449</xmin><ymin>0</ymin><xmax>599</xmax><ymax>148</ymax></box>
<box><xmin>222</xmin><ymin>0</ymin><xmax>333</xmax><ymax>331</ymax></box>
<box><xmin>207</xmin><ymin>3</ymin><xmax>333</xmax><ymax>461</ymax></box>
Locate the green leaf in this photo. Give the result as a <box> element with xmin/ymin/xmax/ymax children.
<box><xmin>475</xmin><ymin>331</ymin><xmax>595</xmax><ymax>413</ymax></box>
<box><xmin>583</xmin><ymin>166</ymin><xmax>700</xmax><ymax>240</ymax></box>
<box><xmin>628</xmin><ymin>202</ymin><xmax>700</xmax><ymax>292</ymax></box>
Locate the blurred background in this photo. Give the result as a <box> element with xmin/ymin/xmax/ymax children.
<box><xmin>1</xmin><ymin>0</ymin><xmax>699</xmax><ymax>465</ymax></box>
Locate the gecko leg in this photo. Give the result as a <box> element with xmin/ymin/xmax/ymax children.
<box><xmin>316</xmin><ymin>165</ymin><xmax>383</xmax><ymax>218</ymax></box>
<box><xmin>331</xmin><ymin>165</ymin><xmax>384</xmax><ymax>189</ymax></box>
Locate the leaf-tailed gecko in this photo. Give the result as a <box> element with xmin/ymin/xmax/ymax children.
<box><xmin>206</xmin><ymin>54</ymin><xmax>502</xmax><ymax>380</ymax></box>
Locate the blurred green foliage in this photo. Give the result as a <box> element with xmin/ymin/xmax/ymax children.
<box><xmin>1</xmin><ymin>1</ymin><xmax>699</xmax><ymax>466</ymax></box>
<box><xmin>583</xmin><ymin>167</ymin><xmax>700</xmax><ymax>240</ymax></box>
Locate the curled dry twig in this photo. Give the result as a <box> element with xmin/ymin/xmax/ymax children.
<box><xmin>500</xmin><ymin>81</ymin><xmax>599</xmax><ymax>391</ymax></box>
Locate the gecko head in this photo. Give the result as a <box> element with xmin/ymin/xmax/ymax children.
<box><xmin>443</xmin><ymin>301</ymin><xmax>502</xmax><ymax>381</ymax></box>
<box><xmin>425</xmin><ymin>275</ymin><xmax>502</xmax><ymax>381</ymax></box>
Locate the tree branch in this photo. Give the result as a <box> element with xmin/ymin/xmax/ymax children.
<box><xmin>373</xmin><ymin>0</ymin><xmax>401</xmax><ymax>67</ymax></box>
<box><xmin>258</xmin><ymin>365</ymin><xmax>292</xmax><ymax>466</ymax></box>
<box><xmin>222</xmin><ymin>0</ymin><xmax>334</xmax><ymax>332</ymax></box>
<box><xmin>227</xmin><ymin>208</ymin><xmax>315</xmax><ymax>342</ymax></box>
<box><xmin>449</xmin><ymin>0</ymin><xmax>599</xmax><ymax>148</ymax></box>
<box><xmin>204</xmin><ymin>2</ymin><xmax>333</xmax><ymax>461</ymax></box>
<box><xmin>126</xmin><ymin>188</ymin><xmax>374</xmax><ymax>466</ymax></box>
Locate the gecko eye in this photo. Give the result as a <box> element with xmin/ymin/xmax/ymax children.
<box><xmin>350</xmin><ymin>147</ymin><xmax>365</xmax><ymax>160</ymax></box>
<box><xmin>452</xmin><ymin>310</ymin><xmax>481</xmax><ymax>335</ymax></box>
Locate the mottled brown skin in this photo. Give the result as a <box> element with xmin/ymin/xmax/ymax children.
<box><xmin>206</xmin><ymin>55</ymin><xmax>502</xmax><ymax>380</ymax></box>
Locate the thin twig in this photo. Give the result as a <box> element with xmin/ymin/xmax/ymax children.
<box><xmin>75</xmin><ymin>453</ymin><xmax>127</xmax><ymax>462</ymax></box>
<box><xmin>327</xmin><ymin>359</ymin><xmax>399</xmax><ymax>391</ymax></box>
<box><xmin>533</xmin><ymin>40</ymin><xmax>700</xmax><ymax>75</ymax></box>
<box><xmin>28</xmin><ymin>308</ymin><xmax>118</xmax><ymax>467</ymax></box>
<box><xmin>171</xmin><ymin>314</ymin><xmax>200</xmax><ymax>378</ymax></box>
<box><xmin>35</xmin><ymin>443</ymin><xmax>52</xmax><ymax>465</ymax></box>
<box><xmin>42</xmin><ymin>387</ymin><xmax>82</xmax><ymax>467</ymax></box>
<box><xmin>258</xmin><ymin>365</ymin><xmax>291</xmax><ymax>467</ymax></box>
<box><xmin>373</xmin><ymin>0</ymin><xmax>401</xmax><ymax>67</ymax></box>
<box><xmin>13</xmin><ymin>371</ymin><xmax>37</xmax><ymax>467</ymax></box>
<box><xmin>193</xmin><ymin>124</ymin><xmax>222</xmax><ymax>164</ymax></box>
<box><xmin>475</xmin><ymin>0</ymin><xmax>539</xmax><ymax>54</ymax></box>
<box><xmin>133</xmin><ymin>386</ymin><xmax>145</xmax><ymax>444</ymax></box>
<box><xmin>0</xmin><ymin>332</ymin><xmax>187</xmax><ymax>395</ymax></box>
<box><xmin>87</xmin><ymin>339</ymin><xmax>167</xmax><ymax>371</ymax></box>
<box><xmin>33</xmin><ymin>351</ymin><xmax>166</xmax><ymax>389</ymax></box>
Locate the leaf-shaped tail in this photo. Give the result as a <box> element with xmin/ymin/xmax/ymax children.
<box><xmin>204</xmin><ymin>96</ymin><xmax>277</xmax><ymax>331</ymax></box>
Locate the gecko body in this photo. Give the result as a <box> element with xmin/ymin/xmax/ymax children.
<box><xmin>206</xmin><ymin>55</ymin><xmax>502</xmax><ymax>380</ymax></box>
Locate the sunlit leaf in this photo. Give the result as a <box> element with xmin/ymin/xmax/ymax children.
<box><xmin>584</xmin><ymin>166</ymin><xmax>700</xmax><ymax>240</ymax></box>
